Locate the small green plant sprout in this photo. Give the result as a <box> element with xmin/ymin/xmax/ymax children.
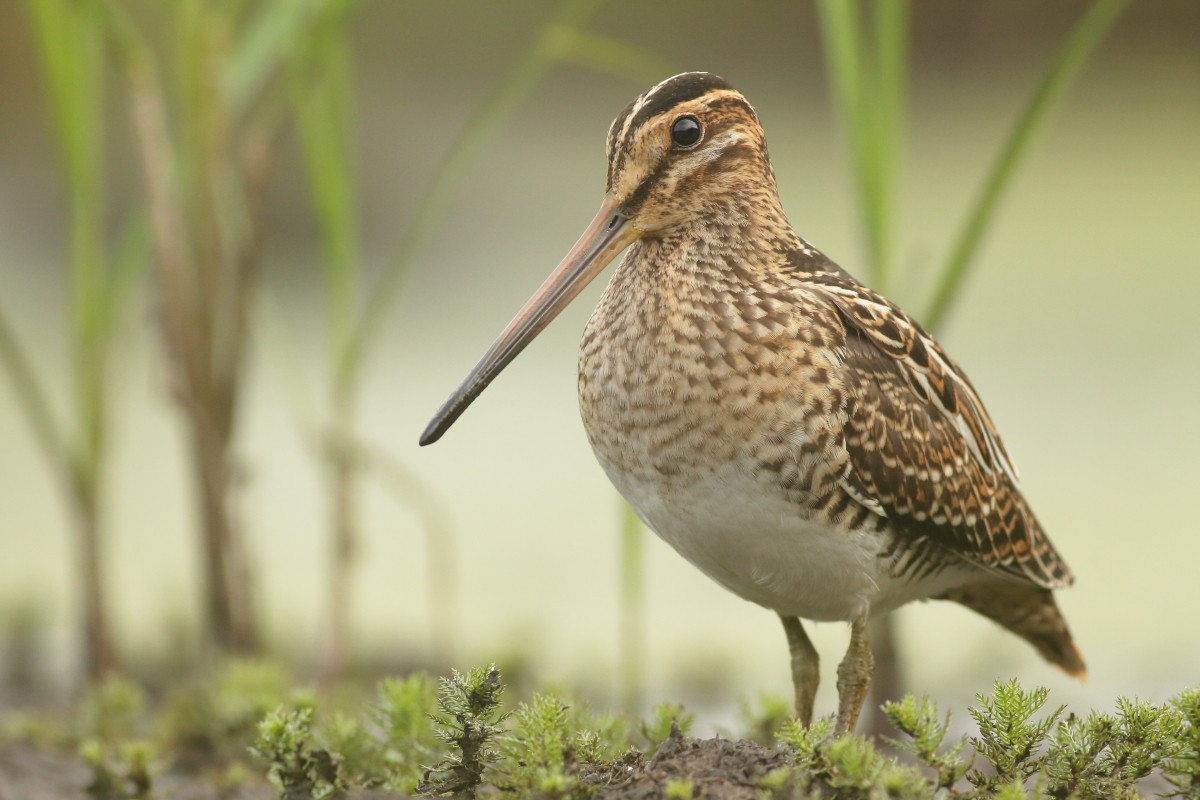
<box><xmin>820</xmin><ymin>734</ymin><xmax>927</xmax><ymax>798</ymax></box>
<box><xmin>1165</xmin><ymin>687</ymin><xmax>1200</xmax><ymax>797</ymax></box>
<box><xmin>739</xmin><ymin>692</ymin><xmax>793</xmax><ymax>746</ymax></box>
<box><xmin>754</xmin><ymin>765</ymin><xmax>797</xmax><ymax>796</ymax></box>
<box><xmin>317</xmin><ymin>710</ymin><xmax>379</xmax><ymax>788</ymax></box>
<box><xmin>967</xmin><ymin>680</ymin><xmax>1065</xmax><ymax>793</ymax></box>
<box><xmin>664</xmin><ymin>776</ymin><xmax>695</xmax><ymax>799</ymax></box>
<box><xmin>639</xmin><ymin>702</ymin><xmax>695</xmax><ymax>751</ymax></box>
<box><xmin>251</xmin><ymin>705</ymin><xmax>345</xmax><ymax>800</ymax></box>
<box><xmin>777</xmin><ymin>714</ymin><xmax>836</xmax><ymax>775</ymax></box>
<box><xmin>80</xmin><ymin>674</ymin><xmax>146</xmax><ymax>741</ymax></box>
<box><xmin>1040</xmin><ymin>698</ymin><xmax>1188</xmax><ymax>799</ymax></box>
<box><xmin>0</xmin><ymin>708</ymin><xmax>68</xmax><ymax>748</ymax></box>
<box><xmin>76</xmin><ymin>676</ymin><xmax>156</xmax><ymax>799</ymax></box>
<box><xmin>162</xmin><ymin>658</ymin><xmax>298</xmax><ymax>764</ymax></box>
<box><xmin>883</xmin><ymin>694</ymin><xmax>970</xmax><ymax>791</ymax></box>
<box><xmin>418</xmin><ymin>664</ymin><xmax>510</xmax><ymax>798</ymax></box>
<box><xmin>494</xmin><ymin>693</ymin><xmax>576</xmax><ymax>796</ymax></box>
<box><xmin>777</xmin><ymin>715</ymin><xmax>929</xmax><ymax>797</ymax></box>
<box><xmin>372</xmin><ymin>673</ymin><xmax>439</xmax><ymax>792</ymax></box>
<box><xmin>81</xmin><ymin>738</ymin><xmax>157</xmax><ymax>800</ymax></box>
<box><xmin>492</xmin><ymin>691</ymin><xmax>632</xmax><ymax>797</ymax></box>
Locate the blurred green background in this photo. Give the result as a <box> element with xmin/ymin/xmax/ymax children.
<box><xmin>0</xmin><ymin>0</ymin><xmax>1196</xmax><ymax>726</ymax></box>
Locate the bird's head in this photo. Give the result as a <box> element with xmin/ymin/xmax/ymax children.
<box><xmin>603</xmin><ymin>72</ymin><xmax>775</xmax><ymax>236</ymax></box>
<box><xmin>421</xmin><ymin>73</ymin><xmax>774</xmax><ymax>445</ymax></box>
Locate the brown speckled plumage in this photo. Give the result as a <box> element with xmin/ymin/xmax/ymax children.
<box><xmin>422</xmin><ymin>73</ymin><xmax>1084</xmax><ymax>732</ymax></box>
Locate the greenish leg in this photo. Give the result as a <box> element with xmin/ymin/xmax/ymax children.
<box><xmin>835</xmin><ymin>611</ymin><xmax>875</xmax><ymax>734</ymax></box>
<box><xmin>780</xmin><ymin>614</ymin><xmax>820</xmax><ymax>727</ymax></box>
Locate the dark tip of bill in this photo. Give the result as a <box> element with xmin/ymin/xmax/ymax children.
<box><xmin>418</xmin><ymin>418</ymin><xmax>445</xmax><ymax>447</ymax></box>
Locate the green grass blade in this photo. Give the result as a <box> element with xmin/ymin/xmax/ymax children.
<box><xmin>227</xmin><ymin>0</ymin><xmax>366</xmax><ymax>116</ymax></box>
<box><xmin>868</xmin><ymin>0</ymin><xmax>908</xmax><ymax>291</ymax></box>
<box><xmin>294</xmin><ymin>16</ymin><xmax>360</xmax><ymax>372</ymax></box>
<box><xmin>817</xmin><ymin>0</ymin><xmax>907</xmax><ymax>292</ymax></box>
<box><xmin>544</xmin><ymin>27</ymin><xmax>672</xmax><ymax>85</ymax></box>
<box><xmin>26</xmin><ymin>0</ymin><xmax>111</xmax><ymax>479</ymax></box>
<box><xmin>923</xmin><ymin>0</ymin><xmax>1130</xmax><ymax>330</ymax></box>
<box><xmin>618</xmin><ymin>501</ymin><xmax>646</xmax><ymax>711</ymax></box>
<box><xmin>100</xmin><ymin>212</ymin><xmax>151</xmax><ymax>341</ymax></box>
<box><xmin>0</xmin><ymin>307</ymin><xmax>69</xmax><ymax>473</ymax></box>
<box><xmin>225</xmin><ymin>0</ymin><xmax>312</xmax><ymax>114</ymax></box>
<box><xmin>817</xmin><ymin>1</ymin><xmax>872</xmax><ymax>281</ymax></box>
<box><xmin>340</xmin><ymin>0</ymin><xmax>610</xmax><ymax>383</ymax></box>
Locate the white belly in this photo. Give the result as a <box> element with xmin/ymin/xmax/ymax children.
<box><xmin>600</xmin><ymin>458</ymin><xmax>876</xmax><ymax>621</ymax></box>
<box><xmin>599</xmin><ymin>457</ymin><xmax>971</xmax><ymax>622</ymax></box>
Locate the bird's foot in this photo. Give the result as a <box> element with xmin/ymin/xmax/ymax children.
<box><xmin>835</xmin><ymin>612</ymin><xmax>874</xmax><ymax>734</ymax></box>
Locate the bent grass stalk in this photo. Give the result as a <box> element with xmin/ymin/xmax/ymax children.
<box><xmin>923</xmin><ymin>0</ymin><xmax>1130</xmax><ymax>330</ymax></box>
<box><xmin>279</xmin><ymin>0</ymin><xmax>669</xmax><ymax>686</ymax></box>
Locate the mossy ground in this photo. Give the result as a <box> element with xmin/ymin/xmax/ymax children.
<box><xmin>0</xmin><ymin>662</ymin><xmax>1196</xmax><ymax>800</ymax></box>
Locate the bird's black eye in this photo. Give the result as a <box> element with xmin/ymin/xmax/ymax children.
<box><xmin>670</xmin><ymin>115</ymin><xmax>702</xmax><ymax>148</ymax></box>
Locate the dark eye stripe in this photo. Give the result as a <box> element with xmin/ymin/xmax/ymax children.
<box><xmin>622</xmin><ymin>157</ymin><xmax>670</xmax><ymax>216</ymax></box>
<box><xmin>621</xmin><ymin>123</ymin><xmax>749</xmax><ymax>216</ymax></box>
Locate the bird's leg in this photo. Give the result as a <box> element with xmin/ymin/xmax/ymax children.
<box><xmin>779</xmin><ymin>614</ymin><xmax>820</xmax><ymax>727</ymax></box>
<box><xmin>835</xmin><ymin>611</ymin><xmax>874</xmax><ymax>734</ymax></box>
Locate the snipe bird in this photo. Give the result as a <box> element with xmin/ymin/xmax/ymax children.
<box><xmin>421</xmin><ymin>72</ymin><xmax>1085</xmax><ymax>732</ymax></box>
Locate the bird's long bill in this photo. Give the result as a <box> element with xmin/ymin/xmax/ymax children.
<box><xmin>419</xmin><ymin>197</ymin><xmax>636</xmax><ymax>446</ymax></box>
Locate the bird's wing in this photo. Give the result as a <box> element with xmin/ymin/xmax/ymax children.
<box><xmin>804</xmin><ymin>270</ymin><xmax>1073</xmax><ymax>589</ymax></box>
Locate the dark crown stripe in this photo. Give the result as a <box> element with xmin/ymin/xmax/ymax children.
<box><xmin>627</xmin><ymin>72</ymin><xmax>733</xmax><ymax>136</ymax></box>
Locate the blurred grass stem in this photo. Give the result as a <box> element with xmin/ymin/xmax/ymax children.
<box><xmin>618</xmin><ymin>502</ymin><xmax>646</xmax><ymax>712</ymax></box>
<box><xmin>92</xmin><ymin>0</ymin><xmax>357</xmax><ymax>654</ymax></box>
<box><xmin>291</xmin><ymin>0</ymin><xmax>363</xmax><ymax>682</ymax></box>
<box><xmin>7</xmin><ymin>0</ymin><xmax>142</xmax><ymax>678</ymax></box>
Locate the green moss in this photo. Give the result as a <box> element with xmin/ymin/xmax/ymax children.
<box><xmin>639</xmin><ymin>701</ymin><xmax>694</xmax><ymax>750</ymax></box>
<box><xmin>81</xmin><ymin>737</ymin><xmax>157</xmax><ymax>800</ymax></box>
<box><xmin>250</xmin><ymin>705</ymin><xmax>345</xmax><ymax>800</ymax></box>
<box><xmin>664</xmin><ymin>776</ymin><xmax>694</xmax><ymax>798</ymax></box>
<box><xmin>160</xmin><ymin>658</ymin><xmax>304</xmax><ymax>766</ymax></box>
<box><xmin>418</xmin><ymin>664</ymin><xmax>510</xmax><ymax>798</ymax></box>
<box><xmin>372</xmin><ymin>672</ymin><xmax>439</xmax><ymax>792</ymax></box>
<box><xmin>1164</xmin><ymin>687</ymin><xmax>1200</xmax><ymax>795</ymax></box>
<box><xmin>80</xmin><ymin>675</ymin><xmax>146</xmax><ymax>742</ymax></box>
<box><xmin>6</xmin><ymin>662</ymin><xmax>1197</xmax><ymax>799</ymax></box>
<box><xmin>739</xmin><ymin>692</ymin><xmax>793</xmax><ymax>746</ymax></box>
<box><xmin>883</xmin><ymin>694</ymin><xmax>968</xmax><ymax>790</ymax></box>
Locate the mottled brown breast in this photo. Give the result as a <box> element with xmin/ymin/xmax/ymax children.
<box><xmin>580</xmin><ymin>235</ymin><xmax>885</xmax><ymax>538</ymax></box>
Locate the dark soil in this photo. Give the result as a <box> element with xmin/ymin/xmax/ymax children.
<box><xmin>592</xmin><ymin>721</ymin><xmax>794</xmax><ymax>799</ymax></box>
<box><xmin>0</xmin><ymin>725</ymin><xmax>794</xmax><ymax>800</ymax></box>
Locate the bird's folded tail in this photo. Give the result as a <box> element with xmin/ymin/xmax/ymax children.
<box><xmin>937</xmin><ymin>579</ymin><xmax>1087</xmax><ymax>679</ymax></box>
